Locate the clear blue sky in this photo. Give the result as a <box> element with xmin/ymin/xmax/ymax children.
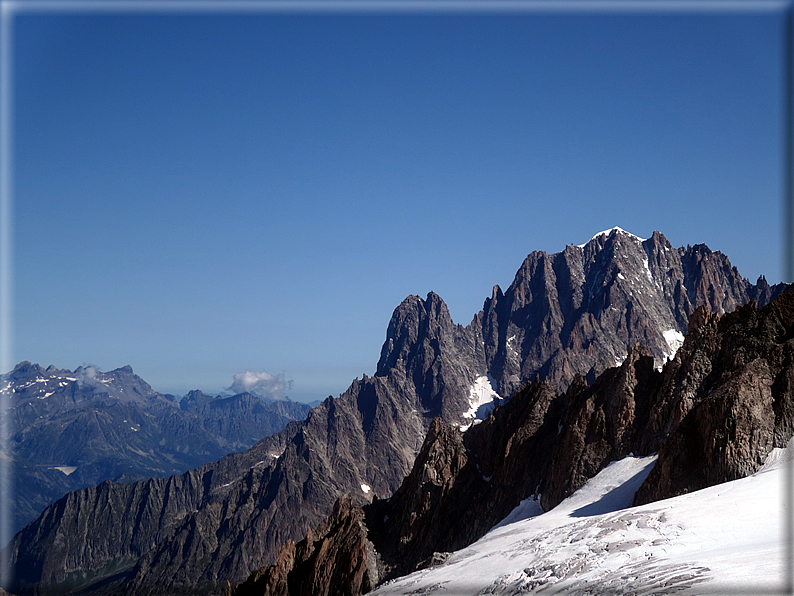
<box><xmin>8</xmin><ymin>3</ymin><xmax>787</xmax><ymax>401</ymax></box>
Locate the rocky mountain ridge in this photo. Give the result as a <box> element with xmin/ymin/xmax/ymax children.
<box><xmin>237</xmin><ymin>287</ymin><xmax>794</xmax><ymax>595</ymax></box>
<box><xmin>6</xmin><ymin>228</ymin><xmax>788</xmax><ymax>595</ymax></box>
<box><xmin>1</xmin><ymin>362</ymin><xmax>312</xmax><ymax>534</ymax></box>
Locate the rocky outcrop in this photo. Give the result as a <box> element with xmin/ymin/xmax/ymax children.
<box><xmin>634</xmin><ymin>294</ymin><xmax>794</xmax><ymax>504</ymax></box>
<box><xmin>9</xmin><ymin>229</ymin><xmax>789</xmax><ymax>595</ymax></box>
<box><xmin>542</xmin><ymin>288</ymin><xmax>794</xmax><ymax>509</ymax></box>
<box><xmin>365</xmin><ymin>418</ymin><xmax>472</xmax><ymax>580</ymax></box>
<box><xmin>540</xmin><ymin>345</ymin><xmax>659</xmax><ymax>509</ymax></box>
<box><xmin>366</xmin><ymin>377</ymin><xmax>563</xmax><ymax>582</ymax></box>
<box><xmin>230</xmin><ymin>497</ymin><xmax>378</xmax><ymax>596</ymax></box>
<box><xmin>543</xmin><ymin>290</ymin><xmax>794</xmax><ymax>510</ymax></box>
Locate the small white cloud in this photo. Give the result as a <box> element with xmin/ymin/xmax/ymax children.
<box><xmin>76</xmin><ymin>364</ymin><xmax>101</xmax><ymax>388</ymax></box>
<box><xmin>229</xmin><ymin>370</ymin><xmax>292</xmax><ymax>400</ymax></box>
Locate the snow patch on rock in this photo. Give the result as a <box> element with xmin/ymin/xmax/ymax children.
<box><xmin>460</xmin><ymin>375</ymin><xmax>502</xmax><ymax>431</ymax></box>
<box><xmin>643</xmin><ymin>257</ymin><xmax>652</xmax><ymax>281</ymax></box>
<box><xmin>660</xmin><ymin>328</ymin><xmax>685</xmax><ymax>368</ymax></box>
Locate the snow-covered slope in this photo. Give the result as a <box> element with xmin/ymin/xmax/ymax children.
<box><xmin>373</xmin><ymin>443</ymin><xmax>793</xmax><ymax>595</ymax></box>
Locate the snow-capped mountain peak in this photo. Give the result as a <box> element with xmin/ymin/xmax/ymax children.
<box><xmin>576</xmin><ymin>226</ymin><xmax>647</xmax><ymax>248</ymax></box>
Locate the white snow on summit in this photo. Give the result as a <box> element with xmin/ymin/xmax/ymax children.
<box><xmin>576</xmin><ymin>226</ymin><xmax>647</xmax><ymax>248</ymax></box>
<box><xmin>373</xmin><ymin>442</ymin><xmax>793</xmax><ymax>595</ymax></box>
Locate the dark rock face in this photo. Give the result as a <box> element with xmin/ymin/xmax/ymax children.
<box><xmin>471</xmin><ymin>230</ymin><xmax>785</xmax><ymax>397</ymax></box>
<box><xmin>8</xmin><ymin>229</ymin><xmax>788</xmax><ymax>595</ymax></box>
<box><xmin>365</xmin><ymin>418</ymin><xmax>472</xmax><ymax>580</ymax></box>
<box><xmin>540</xmin><ymin>345</ymin><xmax>660</xmax><ymax>510</ymax></box>
<box><xmin>356</xmin><ymin>348</ymin><xmax>664</xmax><ymax>589</ymax></box>
<box><xmin>230</xmin><ymin>496</ymin><xmax>378</xmax><ymax>596</ymax></box>
<box><xmin>2</xmin><ymin>363</ymin><xmax>311</xmax><ymax>535</ymax></box>
<box><xmin>634</xmin><ymin>294</ymin><xmax>794</xmax><ymax>504</ymax></box>
<box><xmin>238</xmin><ymin>288</ymin><xmax>794</xmax><ymax>596</ymax></box>
<box><xmin>540</xmin><ymin>291</ymin><xmax>794</xmax><ymax>511</ymax></box>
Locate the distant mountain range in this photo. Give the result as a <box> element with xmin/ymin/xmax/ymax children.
<box><xmin>1</xmin><ymin>362</ymin><xmax>312</xmax><ymax>534</ymax></box>
<box><xmin>5</xmin><ymin>228</ymin><xmax>790</xmax><ymax>595</ymax></box>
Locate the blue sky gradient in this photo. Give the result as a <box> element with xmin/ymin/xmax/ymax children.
<box><xmin>9</xmin><ymin>5</ymin><xmax>787</xmax><ymax>401</ymax></box>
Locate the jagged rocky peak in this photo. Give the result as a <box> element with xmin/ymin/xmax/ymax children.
<box><xmin>378</xmin><ymin>229</ymin><xmax>782</xmax><ymax>418</ymax></box>
<box><xmin>9</xmin><ymin>230</ymin><xmax>791</xmax><ymax>596</ymax></box>
<box><xmin>540</xmin><ymin>343</ymin><xmax>660</xmax><ymax>510</ymax></box>
<box><xmin>180</xmin><ymin>389</ymin><xmax>215</xmax><ymax>410</ymax></box>
<box><xmin>375</xmin><ymin>291</ymin><xmax>487</xmax><ymax>426</ymax></box>
<box><xmin>635</xmin><ymin>291</ymin><xmax>794</xmax><ymax>505</ymax></box>
<box><xmin>478</xmin><ymin>228</ymin><xmax>787</xmax><ymax>396</ymax></box>
<box><xmin>10</xmin><ymin>361</ymin><xmax>44</xmax><ymax>376</ymax></box>
<box><xmin>679</xmin><ymin>242</ymin><xmax>747</xmax><ymax>315</ymax></box>
<box><xmin>231</xmin><ymin>496</ymin><xmax>379</xmax><ymax>596</ymax></box>
<box><xmin>376</xmin><ymin>291</ymin><xmax>458</xmax><ymax>376</ymax></box>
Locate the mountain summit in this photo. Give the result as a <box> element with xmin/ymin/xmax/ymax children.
<box><xmin>6</xmin><ymin>230</ymin><xmax>787</xmax><ymax>595</ymax></box>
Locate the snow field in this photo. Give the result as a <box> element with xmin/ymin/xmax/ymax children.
<box><xmin>373</xmin><ymin>442</ymin><xmax>794</xmax><ymax>595</ymax></box>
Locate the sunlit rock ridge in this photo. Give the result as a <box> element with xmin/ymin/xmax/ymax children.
<box><xmin>6</xmin><ymin>228</ymin><xmax>787</xmax><ymax>595</ymax></box>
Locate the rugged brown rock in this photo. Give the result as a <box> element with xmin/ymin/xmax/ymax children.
<box><xmin>230</xmin><ymin>496</ymin><xmax>378</xmax><ymax>596</ymax></box>
<box><xmin>540</xmin><ymin>344</ymin><xmax>659</xmax><ymax>510</ymax></box>
<box><xmin>634</xmin><ymin>295</ymin><xmax>794</xmax><ymax>504</ymax></box>
<box><xmin>364</xmin><ymin>377</ymin><xmax>564</xmax><ymax>582</ymax></box>
<box><xmin>365</xmin><ymin>417</ymin><xmax>473</xmax><ymax>579</ymax></box>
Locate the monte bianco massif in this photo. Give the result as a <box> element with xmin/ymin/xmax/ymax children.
<box><xmin>4</xmin><ymin>227</ymin><xmax>792</xmax><ymax>596</ymax></box>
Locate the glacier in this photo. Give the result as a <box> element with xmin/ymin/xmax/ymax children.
<box><xmin>372</xmin><ymin>441</ymin><xmax>793</xmax><ymax>595</ymax></box>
